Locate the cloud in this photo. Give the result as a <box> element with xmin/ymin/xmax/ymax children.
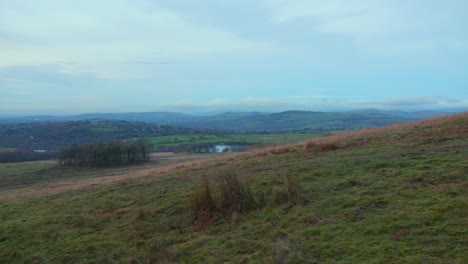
<box><xmin>265</xmin><ymin>0</ymin><xmax>468</xmax><ymax>54</ymax></box>
<box><xmin>0</xmin><ymin>0</ymin><xmax>277</xmax><ymax>78</ymax></box>
<box><xmin>150</xmin><ymin>95</ymin><xmax>348</xmax><ymax>113</ymax></box>
<box><xmin>0</xmin><ymin>1</ymin><xmax>466</xmax><ymax>115</ymax></box>
<box><xmin>353</xmin><ymin>96</ymin><xmax>465</xmax><ymax>108</ymax></box>
<box><xmin>267</xmin><ymin>0</ymin><xmax>416</xmax><ymax>35</ymax></box>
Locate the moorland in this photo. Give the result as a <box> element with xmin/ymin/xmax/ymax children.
<box><xmin>0</xmin><ymin>112</ymin><xmax>466</xmax><ymax>263</ymax></box>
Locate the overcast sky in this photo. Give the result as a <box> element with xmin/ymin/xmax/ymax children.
<box><xmin>1</xmin><ymin>0</ymin><xmax>467</xmax><ymax>115</ymax></box>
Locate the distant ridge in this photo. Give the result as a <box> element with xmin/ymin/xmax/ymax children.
<box><xmin>0</xmin><ymin>109</ymin><xmax>459</xmax><ymax>131</ymax></box>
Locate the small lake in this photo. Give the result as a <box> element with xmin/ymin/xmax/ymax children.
<box><xmin>215</xmin><ymin>145</ymin><xmax>235</xmax><ymax>152</ymax></box>
<box><xmin>210</xmin><ymin>144</ymin><xmax>249</xmax><ymax>153</ymax></box>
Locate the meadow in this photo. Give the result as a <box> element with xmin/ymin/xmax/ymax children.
<box><xmin>0</xmin><ymin>113</ymin><xmax>466</xmax><ymax>263</ymax></box>
<box><xmin>145</xmin><ymin>133</ymin><xmax>321</xmax><ymax>147</ymax></box>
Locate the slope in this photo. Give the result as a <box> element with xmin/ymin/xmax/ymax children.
<box><xmin>0</xmin><ymin>113</ymin><xmax>466</xmax><ymax>263</ymax></box>
<box><xmin>176</xmin><ymin>110</ymin><xmax>437</xmax><ymax>131</ymax></box>
<box><xmin>1</xmin><ymin>110</ymin><xmax>452</xmax><ymax>132</ymax></box>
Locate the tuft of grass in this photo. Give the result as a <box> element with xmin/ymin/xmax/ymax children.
<box><xmin>269</xmin><ymin>147</ymin><xmax>290</xmax><ymax>155</ymax></box>
<box><xmin>190</xmin><ymin>174</ymin><xmax>259</xmax><ymax>228</ymax></box>
<box><xmin>217</xmin><ymin>173</ymin><xmax>258</xmax><ymax>214</ymax></box>
<box><xmin>305</xmin><ymin>141</ymin><xmax>340</xmax><ymax>152</ymax></box>
<box><xmin>284</xmin><ymin>175</ymin><xmax>303</xmax><ymax>205</ymax></box>
<box><xmin>190</xmin><ymin>177</ymin><xmax>217</xmax><ymax>225</ymax></box>
<box><xmin>272</xmin><ymin>176</ymin><xmax>303</xmax><ymax>205</ymax></box>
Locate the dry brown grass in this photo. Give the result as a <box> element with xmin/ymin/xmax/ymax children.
<box><xmin>272</xmin><ymin>175</ymin><xmax>303</xmax><ymax>205</ymax></box>
<box><xmin>190</xmin><ymin>174</ymin><xmax>258</xmax><ymax>229</ymax></box>
<box><xmin>302</xmin><ymin>112</ymin><xmax>468</xmax><ymax>153</ymax></box>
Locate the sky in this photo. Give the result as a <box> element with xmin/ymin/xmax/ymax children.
<box><xmin>1</xmin><ymin>0</ymin><xmax>467</xmax><ymax>115</ymax></box>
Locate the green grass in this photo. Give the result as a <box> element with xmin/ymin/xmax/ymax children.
<box><xmin>146</xmin><ymin>133</ymin><xmax>321</xmax><ymax>147</ymax></box>
<box><xmin>0</xmin><ymin>114</ymin><xmax>466</xmax><ymax>263</ymax></box>
<box><xmin>0</xmin><ymin>147</ymin><xmax>16</xmax><ymax>152</ymax></box>
<box><xmin>89</xmin><ymin>125</ymin><xmax>115</xmax><ymax>132</ymax></box>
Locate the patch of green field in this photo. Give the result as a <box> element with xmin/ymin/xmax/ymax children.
<box><xmin>89</xmin><ymin>125</ymin><xmax>115</xmax><ymax>132</ymax></box>
<box><xmin>0</xmin><ymin>114</ymin><xmax>466</xmax><ymax>263</ymax></box>
<box><xmin>0</xmin><ymin>147</ymin><xmax>16</xmax><ymax>152</ymax></box>
<box><xmin>146</xmin><ymin>133</ymin><xmax>321</xmax><ymax>147</ymax></box>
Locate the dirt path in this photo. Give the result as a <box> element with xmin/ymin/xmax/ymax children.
<box><xmin>0</xmin><ymin>155</ymin><xmax>230</xmax><ymax>202</ymax></box>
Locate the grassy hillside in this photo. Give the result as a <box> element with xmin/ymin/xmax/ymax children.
<box><xmin>178</xmin><ymin>110</ymin><xmax>420</xmax><ymax>131</ymax></box>
<box><xmin>1</xmin><ymin>109</ymin><xmax>451</xmax><ymax>131</ymax></box>
<box><xmin>0</xmin><ymin>113</ymin><xmax>466</xmax><ymax>263</ymax></box>
<box><xmin>145</xmin><ymin>133</ymin><xmax>320</xmax><ymax>147</ymax></box>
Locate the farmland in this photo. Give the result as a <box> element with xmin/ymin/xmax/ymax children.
<box><xmin>144</xmin><ymin>133</ymin><xmax>321</xmax><ymax>147</ymax></box>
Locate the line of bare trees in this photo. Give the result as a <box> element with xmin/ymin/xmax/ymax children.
<box><xmin>59</xmin><ymin>140</ymin><xmax>151</xmax><ymax>167</ymax></box>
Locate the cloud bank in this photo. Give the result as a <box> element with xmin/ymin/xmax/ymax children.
<box><xmin>0</xmin><ymin>0</ymin><xmax>467</xmax><ymax>114</ymax></box>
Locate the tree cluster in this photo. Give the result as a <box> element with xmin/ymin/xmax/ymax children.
<box><xmin>59</xmin><ymin>140</ymin><xmax>151</xmax><ymax>167</ymax></box>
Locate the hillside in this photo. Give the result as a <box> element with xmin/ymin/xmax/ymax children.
<box><xmin>0</xmin><ymin>112</ymin><xmax>193</xmax><ymax>124</ymax></box>
<box><xmin>0</xmin><ymin>113</ymin><xmax>466</xmax><ymax>263</ymax></box>
<box><xmin>0</xmin><ymin>109</ymin><xmax>452</xmax><ymax>131</ymax></box>
<box><xmin>180</xmin><ymin>110</ymin><xmax>421</xmax><ymax>131</ymax></box>
<box><xmin>0</xmin><ymin>120</ymin><xmax>202</xmax><ymax>151</ymax></box>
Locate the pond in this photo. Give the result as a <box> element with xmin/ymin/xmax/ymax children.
<box><xmin>200</xmin><ymin>144</ymin><xmax>249</xmax><ymax>153</ymax></box>
<box><xmin>214</xmin><ymin>144</ymin><xmax>240</xmax><ymax>152</ymax></box>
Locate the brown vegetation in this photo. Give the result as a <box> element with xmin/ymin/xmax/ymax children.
<box><xmin>191</xmin><ymin>173</ymin><xmax>303</xmax><ymax>228</ymax></box>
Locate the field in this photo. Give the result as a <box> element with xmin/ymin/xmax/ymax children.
<box><xmin>0</xmin><ymin>147</ymin><xmax>16</xmax><ymax>152</ymax></box>
<box><xmin>0</xmin><ymin>152</ymin><xmax>223</xmax><ymax>199</ymax></box>
<box><xmin>145</xmin><ymin>133</ymin><xmax>321</xmax><ymax>147</ymax></box>
<box><xmin>89</xmin><ymin>125</ymin><xmax>115</xmax><ymax>132</ymax></box>
<box><xmin>0</xmin><ymin>113</ymin><xmax>467</xmax><ymax>263</ymax></box>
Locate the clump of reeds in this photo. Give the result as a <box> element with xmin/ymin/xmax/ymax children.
<box><xmin>190</xmin><ymin>174</ymin><xmax>258</xmax><ymax>228</ymax></box>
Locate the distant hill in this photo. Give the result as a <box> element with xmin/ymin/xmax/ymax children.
<box><xmin>0</xmin><ymin>120</ymin><xmax>203</xmax><ymax>151</ymax></box>
<box><xmin>0</xmin><ymin>112</ymin><xmax>192</xmax><ymax>124</ymax></box>
<box><xmin>175</xmin><ymin>109</ymin><xmax>452</xmax><ymax>131</ymax></box>
<box><xmin>0</xmin><ymin>109</ymin><xmax>455</xmax><ymax>131</ymax></box>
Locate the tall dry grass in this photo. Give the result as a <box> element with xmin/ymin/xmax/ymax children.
<box><xmin>190</xmin><ymin>174</ymin><xmax>258</xmax><ymax>228</ymax></box>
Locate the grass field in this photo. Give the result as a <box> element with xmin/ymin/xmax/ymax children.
<box><xmin>0</xmin><ymin>147</ymin><xmax>16</xmax><ymax>152</ymax></box>
<box><xmin>145</xmin><ymin>133</ymin><xmax>321</xmax><ymax>147</ymax></box>
<box><xmin>0</xmin><ymin>153</ymin><xmax>222</xmax><ymax>192</ymax></box>
<box><xmin>0</xmin><ymin>113</ymin><xmax>466</xmax><ymax>263</ymax></box>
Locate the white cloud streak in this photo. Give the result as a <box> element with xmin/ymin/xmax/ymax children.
<box><xmin>265</xmin><ymin>0</ymin><xmax>468</xmax><ymax>54</ymax></box>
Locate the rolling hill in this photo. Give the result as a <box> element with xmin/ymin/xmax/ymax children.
<box><xmin>0</xmin><ymin>109</ymin><xmax>452</xmax><ymax>131</ymax></box>
<box><xmin>0</xmin><ymin>120</ymin><xmax>202</xmax><ymax>151</ymax></box>
<box><xmin>0</xmin><ymin>112</ymin><xmax>466</xmax><ymax>262</ymax></box>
